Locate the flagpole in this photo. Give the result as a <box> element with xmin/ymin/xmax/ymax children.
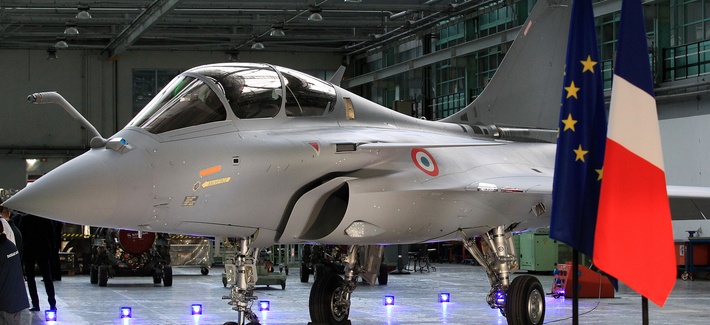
<box><xmin>642</xmin><ymin>296</ymin><xmax>649</xmax><ymax>325</ymax></box>
<box><xmin>572</xmin><ymin>249</ymin><xmax>579</xmax><ymax>325</ymax></box>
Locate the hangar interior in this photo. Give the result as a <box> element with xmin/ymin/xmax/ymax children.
<box><xmin>1</xmin><ymin>0</ymin><xmax>710</xmax><ymax>324</ymax></box>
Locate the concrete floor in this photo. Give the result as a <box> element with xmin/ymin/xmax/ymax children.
<box><xmin>16</xmin><ymin>263</ymin><xmax>710</xmax><ymax>325</ymax></box>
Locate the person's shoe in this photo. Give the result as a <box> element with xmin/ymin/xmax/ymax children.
<box><xmin>29</xmin><ymin>307</ymin><xmax>40</xmax><ymax>312</ymax></box>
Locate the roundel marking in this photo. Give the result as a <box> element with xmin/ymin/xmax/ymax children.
<box><xmin>411</xmin><ymin>148</ymin><xmax>439</xmax><ymax>177</ymax></box>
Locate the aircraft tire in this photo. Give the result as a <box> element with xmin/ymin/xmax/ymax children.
<box><xmin>300</xmin><ymin>263</ymin><xmax>309</xmax><ymax>283</ymax></box>
<box><xmin>309</xmin><ymin>273</ymin><xmax>350</xmax><ymax>324</ymax></box>
<box><xmin>89</xmin><ymin>265</ymin><xmax>98</xmax><ymax>284</ymax></box>
<box><xmin>98</xmin><ymin>265</ymin><xmax>109</xmax><ymax>287</ymax></box>
<box><xmin>314</xmin><ymin>264</ymin><xmax>326</xmax><ymax>282</ymax></box>
<box><xmin>505</xmin><ymin>275</ymin><xmax>545</xmax><ymax>325</ymax></box>
<box><xmin>378</xmin><ymin>263</ymin><xmax>388</xmax><ymax>285</ymax></box>
<box><xmin>163</xmin><ymin>266</ymin><xmax>173</xmax><ymax>286</ymax></box>
<box><xmin>153</xmin><ymin>274</ymin><xmax>161</xmax><ymax>284</ymax></box>
<box><xmin>201</xmin><ymin>267</ymin><xmax>209</xmax><ymax>275</ymax></box>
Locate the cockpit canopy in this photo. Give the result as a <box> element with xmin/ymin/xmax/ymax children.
<box><xmin>129</xmin><ymin>63</ymin><xmax>337</xmax><ymax>134</ymax></box>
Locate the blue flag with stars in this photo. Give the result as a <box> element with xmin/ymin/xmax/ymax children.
<box><xmin>549</xmin><ymin>0</ymin><xmax>607</xmax><ymax>257</ymax></box>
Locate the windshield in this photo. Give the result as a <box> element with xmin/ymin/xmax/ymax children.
<box><xmin>129</xmin><ymin>76</ymin><xmax>227</xmax><ymax>134</ymax></box>
<box><xmin>211</xmin><ymin>66</ymin><xmax>282</xmax><ymax>119</ymax></box>
<box><xmin>129</xmin><ymin>64</ymin><xmax>337</xmax><ymax>134</ymax></box>
<box><xmin>277</xmin><ymin>67</ymin><xmax>337</xmax><ymax>117</ymax></box>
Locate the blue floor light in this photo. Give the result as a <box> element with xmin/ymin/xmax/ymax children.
<box><xmin>120</xmin><ymin>307</ymin><xmax>132</xmax><ymax>319</ymax></box>
<box><xmin>191</xmin><ymin>304</ymin><xmax>203</xmax><ymax>315</ymax></box>
<box><xmin>45</xmin><ymin>310</ymin><xmax>57</xmax><ymax>322</ymax></box>
<box><xmin>259</xmin><ymin>300</ymin><xmax>270</xmax><ymax>311</ymax></box>
<box><xmin>383</xmin><ymin>295</ymin><xmax>395</xmax><ymax>306</ymax></box>
<box><xmin>439</xmin><ymin>293</ymin><xmax>451</xmax><ymax>303</ymax></box>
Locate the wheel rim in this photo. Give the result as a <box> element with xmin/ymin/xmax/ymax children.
<box><xmin>527</xmin><ymin>288</ymin><xmax>544</xmax><ymax>324</ymax></box>
<box><xmin>330</xmin><ymin>286</ymin><xmax>348</xmax><ymax>322</ymax></box>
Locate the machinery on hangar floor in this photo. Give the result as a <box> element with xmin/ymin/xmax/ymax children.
<box><xmin>89</xmin><ymin>228</ymin><xmax>173</xmax><ymax>286</ymax></box>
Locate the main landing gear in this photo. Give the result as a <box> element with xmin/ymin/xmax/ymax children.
<box><xmin>222</xmin><ymin>231</ymin><xmax>261</xmax><ymax>325</ymax></box>
<box><xmin>462</xmin><ymin>226</ymin><xmax>545</xmax><ymax>325</ymax></box>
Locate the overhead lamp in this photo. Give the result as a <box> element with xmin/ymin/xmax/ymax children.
<box><xmin>270</xmin><ymin>27</ymin><xmax>285</xmax><ymax>37</ymax></box>
<box><xmin>344</xmin><ymin>0</ymin><xmax>363</xmax><ymax>2</ymax></box>
<box><xmin>227</xmin><ymin>48</ymin><xmax>240</xmax><ymax>61</ymax></box>
<box><xmin>54</xmin><ymin>38</ymin><xmax>69</xmax><ymax>49</ymax></box>
<box><xmin>76</xmin><ymin>4</ymin><xmax>92</xmax><ymax>19</ymax></box>
<box><xmin>308</xmin><ymin>7</ymin><xmax>323</xmax><ymax>21</ymax></box>
<box><xmin>251</xmin><ymin>42</ymin><xmax>265</xmax><ymax>50</ymax></box>
<box><xmin>47</xmin><ymin>48</ymin><xmax>58</xmax><ymax>60</ymax></box>
<box><xmin>64</xmin><ymin>22</ymin><xmax>79</xmax><ymax>36</ymax></box>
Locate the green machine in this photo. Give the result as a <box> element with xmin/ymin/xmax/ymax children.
<box><xmin>514</xmin><ymin>228</ymin><xmax>560</xmax><ymax>273</ymax></box>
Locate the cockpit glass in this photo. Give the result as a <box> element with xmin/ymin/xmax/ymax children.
<box><xmin>277</xmin><ymin>67</ymin><xmax>337</xmax><ymax>117</ymax></box>
<box><xmin>129</xmin><ymin>76</ymin><xmax>227</xmax><ymax>134</ymax></box>
<box><xmin>211</xmin><ymin>67</ymin><xmax>282</xmax><ymax>119</ymax></box>
<box><xmin>129</xmin><ymin>64</ymin><xmax>335</xmax><ymax>133</ymax></box>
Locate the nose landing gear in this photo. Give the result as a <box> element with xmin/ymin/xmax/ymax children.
<box><xmin>461</xmin><ymin>226</ymin><xmax>546</xmax><ymax>325</ymax></box>
<box><xmin>222</xmin><ymin>231</ymin><xmax>261</xmax><ymax>325</ymax></box>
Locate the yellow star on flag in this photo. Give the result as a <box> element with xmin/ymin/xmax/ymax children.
<box><xmin>581</xmin><ymin>55</ymin><xmax>597</xmax><ymax>73</ymax></box>
<box><xmin>565</xmin><ymin>81</ymin><xmax>580</xmax><ymax>99</ymax></box>
<box><xmin>596</xmin><ymin>168</ymin><xmax>603</xmax><ymax>181</ymax></box>
<box><xmin>573</xmin><ymin>144</ymin><xmax>588</xmax><ymax>162</ymax></box>
<box><xmin>562</xmin><ymin>113</ymin><xmax>578</xmax><ymax>132</ymax></box>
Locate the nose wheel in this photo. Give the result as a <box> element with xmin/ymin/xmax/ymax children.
<box><xmin>309</xmin><ymin>273</ymin><xmax>351</xmax><ymax>324</ymax></box>
<box><xmin>506</xmin><ymin>275</ymin><xmax>545</xmax><ymax>325</ymax></box>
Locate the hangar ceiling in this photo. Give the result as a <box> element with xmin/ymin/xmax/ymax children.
<box><xmin>0</xmin><ymin>0</ymin><xmax>488</xmax><ymax>57</ymax></box>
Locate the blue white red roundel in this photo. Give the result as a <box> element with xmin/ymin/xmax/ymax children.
<box><xmin>411</xmin><ymin>148</ymin><xmax>439</xmax><ymax>177</ymax></box>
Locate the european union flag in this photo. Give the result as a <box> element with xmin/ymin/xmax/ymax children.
<box><xmin>549</xmin><ymin>0</ymin><xmax>607</xmax><ymax>257</ymax></box>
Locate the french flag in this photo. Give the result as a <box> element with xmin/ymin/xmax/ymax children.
<box><xmin>594</xmin><ymin>0</ymin><xmax>675</xmax><ymax>307</ymax></box>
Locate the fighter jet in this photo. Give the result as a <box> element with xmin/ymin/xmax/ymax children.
<box><xmin>5</xmin><ymin>1</ymin><xmax>710</xmax><ymax>324</ymax></box>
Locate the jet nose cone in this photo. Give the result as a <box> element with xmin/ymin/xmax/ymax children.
<box><xmin>4</xmin><ymin>150</ymin><xmax>118</xmax><ymax>223</ymax></box>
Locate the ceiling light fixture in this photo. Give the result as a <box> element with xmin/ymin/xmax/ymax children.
<box><xmin>270</xmin><ymin>26</ymin><xmax>285</xmax><ymax>37</ymax></box>
<box><xmin>64</xmin><ymin>22</ymin><xmax>79</xmax><ymax>36</ymax></box>
<box><xmin>54</xmin><ymin>38</ymin><xmax>69</xmax><ymax>49</ymax></box>
<box><xmin>308</xmin><ymin>6</ymin><xmax>323</xmax><ymax>21</ymax></box>
<box><xmin>47</xmin><ymin>48</ymin><xmax>58</xmax><ymax>60</ymax></box>
<box><xmin>251</xmin><ymin>42</ymin><xmax>265</xmax><ymax>50</ymax></box>
<box><xmin>227</xmin><ymin>48</ymin><xmax>240</xmax><ymax>61</ymax></box>
<box><xmin>76</xmin><ymin>4</ymin><xmax>92</xmax><ymax>19</ymax></box>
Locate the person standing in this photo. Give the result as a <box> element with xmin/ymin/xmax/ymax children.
<box><xmin>0</xmin><ymin>200</ymin><xmax>22</xmax><ymax>258</ymax></box>
<box><xmin>50</xmin><ymin>220</ymin><xmax>63</xmax><ymax>281</ymax></box>
<box><xmin>17</xmin><ymin>212</ymin><xmax>56</xmax><ymax>311</ymax></box>
<box><xmin>0</xmin><ymin>218</ymin><xmax>30</xmax><ymax>324</ymax></box>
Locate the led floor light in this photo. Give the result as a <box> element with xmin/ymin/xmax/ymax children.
<box><xmin>259</xmin><ymin>301</ymin><xmax>270</xmax><ymax>311</ymax></box>
<box><xmin>120</xmin><ymin>307</ymin><xmax>132</xmax><ymax>319</ymax></box>
<box><xmin>439</xmin><ymin>293</ymin><xmax>451</xmax><ymax>303</ymax></box>
<box><xmin>383</xmin><ymin>295</ymin><xmax>395</xmax><ymax>306</ymax></box>
<box><xmin>45</xmin><ymin>310</ymin><xmax>57</xmax><ymax>322</ymax></box>
<box><xmin>191</xmin><ymin>304</ymin><xmax>203</xmax><ymax>315</ymax></box>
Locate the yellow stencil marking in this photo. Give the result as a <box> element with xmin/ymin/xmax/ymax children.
<box><xmin>202</xmin><ymin>177</ymin><xmax>231</xmax><ymax>188</ymax></box>
<box><xmin>182</xmin><ymin>196</ymin><xmax>198</xmax><ymax>206</ymax></box>
<box><xmin>200</xmin><ymin>165</ymin><xmax>222</xmax><ymax>178</ymax></box>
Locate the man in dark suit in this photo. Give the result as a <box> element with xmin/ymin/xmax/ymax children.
<box><xmin>17</xmin><ymin>212</ymin><xmax>56</xmax><ymax>311</ymax></box>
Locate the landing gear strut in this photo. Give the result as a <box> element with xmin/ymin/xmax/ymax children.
<box><xmin>222</xmin><ymin>231</ymin><xmax>261</xmax><ymax>325</ymax></box>
<box><xmin>461</xmin><ymin>226</ymin><xmax>545</xmax><ymax>325</ymax></box>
